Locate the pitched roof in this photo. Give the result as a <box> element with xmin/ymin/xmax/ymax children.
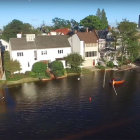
<box><xmin>54</xmin><ymin>28</ymin><xmax>70</xmax><ymax>35</ymax></box>
<box><xmin>76</xmin><ymin>31</ymin><xmax>98</xmax><ymax>43</ymax></box>
<box><xmin>10</xmin><ymin>35</ymin><xmax>70</xmax><ymax>50</ymax></box>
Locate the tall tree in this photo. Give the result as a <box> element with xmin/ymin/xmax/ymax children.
<box><xmin>118</xmin><ymin>19</ymin><xmax>140</xmax><ymax>62</ymax></box>
<box><xmin>4</xmin><ymin>51</ymin><xmax>21</xmax><ymax>75</ymax></box>
<box><xmin>96</xmin><ymin>8</ymin><xmax>108</xmax><ymax>30</ymax></box>
<box><xmin>52</xmin><ymin>17</ymin><xmax>71</xmax><ymax>29</ymax></box>
<box><xmin>80</xmin><ymin>15</ymin><xmax>102</xmax><ymax>30</ymax></box>
<box><xmin>96</xmin><ymin>8</ymin><xmax>102</xmax><ymax>19</ymax></box>
<box><xmin>2</xmin><ymin>19</ymin><xmax>38</xmax><ymax>41</ymax></box>
<box><xmin>101</xmin><ymin>9</ymin><xmax>108</xmax><ymax>29</ymax></box>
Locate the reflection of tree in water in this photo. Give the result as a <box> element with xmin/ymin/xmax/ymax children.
<box><xmin>0</xmin><ymin>88</ymin><xmax>16</xmax><ymax>113</ymax></box>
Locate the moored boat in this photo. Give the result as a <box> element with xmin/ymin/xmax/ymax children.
<box><xmin>110</xmin><ymin>78</ymin><xmax>125</xmax><ymax>85</ymax></box>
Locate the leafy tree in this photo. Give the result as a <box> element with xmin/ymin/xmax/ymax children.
<box><xmin>111</xmin><ymin>29</ymin><xmax>120</xmax><ymax>50</ymax></box>
<box><xmin>96</xmin><ymin>8</ymin><xmax>108</xmax><ymax>30</ymax></box>
<box><xmin>70</xmin><ymin>19</ymin><xmax>79</xmax><ymax>31</ymax></box>
<box><xmin>52</xmin><ymin>17</ymin><xmax>71</xmax><ymax>29</ymax></box>
<box><xmin>2</xmin><ymin>19</ymin><xmax>39</xmax><ymax>41</ymax></box>
<box><xmin>32</xmin><ymin>62</ymin><xmax>47</xmax><ymax>74</ymax></box>
<box><xmin>49</xmin><ymin>61</ymin><xmax>64</xmax><ymax>77</ymax></box>
<box><xmin>80</xmin><ymin>15</ymin><xmax>102</xmax><ymax>30</ymax></box>
<box><xmin>100</xmin><ymin>9</ymin><xmax>108</xmax><ymax>29</ymax></box>
<box><xmin>96</xmin><ymin>8</ymin><xmax>102</xmax><ymax>20</ymax></box>
<box><xmin>65</xmin><ymin>53</ymin><xmax>84</xmax><ymax>73</ymax></box>
<box><xmin>118</xmin><ymin>19</ymin><xmax>140</xmax><ymax>62</ymax></box>
<box><xmin>4</xmin><ymin>51</ymin><xmax>21</xmax><ymax>76</ymax></box>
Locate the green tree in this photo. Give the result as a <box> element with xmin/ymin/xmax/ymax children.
<box><xmin>118</xmin><ymin>19</ymin><xmax>140</xmax><ymax>62</ymax></box>
<box><xmin>32</xmin><ymin>62</ymin><xmax>47</xmax><ymax>74</ymax></box>
<box><xmin>52</xmin><ymin>17</ymin><xmax>71</xmax><ymax>29</ymax></box>
<box><xmin>100</xmin><ymin>9</ymin><xmax>108</xmax><ymax>29</ymax></box>
<box><xmin>96</xmin><ymin>8</ymin><xmax>102</xmax><ymax>20</ymax></box>
<box><xmin>49</xmin><ymin>61</ymin><xmax>64</xmax><ymax>77</ymax></box>
<box><xmin>65</xmin><ymin>53</ymin><xmax>84</xmax><ymax>73</ymax></box>
<box><xmin>96</xmin><ymin>8</ymin><xmax>108</xmax><ymax>30</ymax></box>
<box><xmin>80</xmin><ymin>15</ymin><xmax>102</xmax><ymax>30</ymax></box>
<box><xmin>4</xmin><ymin>51</ymin><xmax>21</xmax><ymax>76</ymax></box>
<box><xmin>2</xmin><ymin>19</ymin><xmax>38</xmax><ymax>41</ymax></box>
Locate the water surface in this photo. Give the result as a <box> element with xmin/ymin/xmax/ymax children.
<box><xmin>0</xmin><ymin>70</ymin><xmax>140</xmax><ymax>139</ymax></box>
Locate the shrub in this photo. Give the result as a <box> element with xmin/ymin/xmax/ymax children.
<box><xmin>32</xmin><ymin>62</ymin><xmax>47</xmax><ymax>74</ymax></box>
<box><xmin>66</xmin><ymin>67</ymin><xmax>81</xmax><ymax>74</ymax></box>
<box><xmin>106</xmin><ymin>61</ymin><xmax>114</xmax><ymax>68</ymax></box>
<box><xmin>49</xmin><ymin>61</ymin><xmax>64</xmax><ymax>77</ymax></box>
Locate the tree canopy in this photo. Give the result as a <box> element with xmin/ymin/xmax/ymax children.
<box><xmin>2</xmin><ymin>19</ymin><xmax>39</xmax><ymax>41</ymax></box>
<box><xmin>65</xmin><ymin>53</ymin><xmax>84</xmax><ymax>68</ymax></box>
<box><xmin>80</xmin><ymin>15</ymin><xmax>102</xmax><ymax>30</ymax></box>
<box><xmin>32</xmin><ymin>62</ymin><xmax>47</xmax><ymax>74</ymax></box>
<box><xmin>4</xmin><ymin>51</ymin><xmax>21</xmax><ymax>75</ymax></box>
<box><xmin>117</xmin><ymin>19</ymin><xmax>140</xmax><ymax>62</ymax></box>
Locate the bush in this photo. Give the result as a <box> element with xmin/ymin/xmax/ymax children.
<box><xmin>106</xmin><ymin>61</ymin><xmax>114</xmax><ymax>68</ymax></box>
<box><xmin>96</xmin><ymin>65</ymin><xmax>105</xmax><ymax>70</ymax></box>
<box><xmin>32</xmin><ymin>62</ymin><xmax>47</xmax><ymax>74</ymax></box>
<box><xmin>66</xmin><ymin>67</ymin><xmax>81</xmax><ymax>74</ymax></box>
<box><xmin>7</xmin><ymin>73</ymin><xmax>27</xmax><ymax>81</ymax></box>
<box><xmin>49</xmin><ymin>61</ymin><xmax>64</xmax><ymax>77</ymax></box>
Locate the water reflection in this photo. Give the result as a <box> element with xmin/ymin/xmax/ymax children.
<box><xmin>0</xmin><ymin>70</ymin><xmax>140</xmax><ymax>139</ymax></box>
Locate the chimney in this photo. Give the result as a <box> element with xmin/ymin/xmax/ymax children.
<box><xmin>17</xmin><ymin>33</ymin><xmax>22</xmax><ymax>38</ymax></box>
<box><xmin>86</xmin><ymin>27</ymin><xmax>89</xmax><ymax>32</ymax></box>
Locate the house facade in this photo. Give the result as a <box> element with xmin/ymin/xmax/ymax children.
<box><xmin>0</xmin><ymin>39</ymin><xmax>9</xmax><ymax>51</ymax></box>
<box><xmin>9</xmin><ymin>34</ymin><xmax>71</xmax><ymax>73</ymax></box>
<box><xmin>68</xmin><ymin>31</ymin><xmax>100</xmax><ymax>67</ymax></box>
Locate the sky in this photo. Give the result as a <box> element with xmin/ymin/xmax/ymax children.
<box><xmin>0</xmin><ymin>0</ymin><xmax>140</xmax><ymax>29</ymax></box>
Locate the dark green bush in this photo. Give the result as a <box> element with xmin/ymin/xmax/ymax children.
<box><xmin>66</xmin><ymin>67</ymin><xmax>81</xmax><ymax>74</ymax></box>
<box><xmin>106</xmin><ymin>61</ymin><xmax>114</xmax><ymax>68</ymax></box>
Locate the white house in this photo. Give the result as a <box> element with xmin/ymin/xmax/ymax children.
<box><xmin>9</xmin><ymin>34</ymin><xmax>71</xmax><ymax>73</ymax></box>
<box><xmin>68</xmin><ymin>31</ymin><xmax>100</xmax><ymax>67</ymax></box>
<box><xmin>0</xmin><ymin>39</ymin><xmax>9</xmax><ymax>51</ymax></box>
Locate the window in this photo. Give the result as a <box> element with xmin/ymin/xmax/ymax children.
<box><xmin>28</xmin><ymin>62</ymin><xmax>30</xmax><ymax>67</ymax></box>
<box><xmin>85</xmin><ymin>51</ymin><xmax>97</xmax><ymax>57</ymax></box>
<box><xmin>17</xmin><ymin>52</ymin><xmax>23</xmax><ymax>57</ymax></box>
<box><xmin>41</xmin><ymin>50</ymin><xmax>47</xmax><ymax>55</ymax></box>
<box><xmin>58</xmin><ymin>50</ymin><xmax>63</xmax><ymax>54</ymax></box>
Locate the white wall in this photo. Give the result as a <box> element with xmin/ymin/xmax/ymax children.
<box><xmin>0</xmin><ymin>39</ymin><xmax>9</xmax><ymax>51</ymax></box>
<box><xmin>68</xmin><ymin>34</ymin><xmax>81</xmax><ymax>54</ymax></box>
<box><xmin>11</xmin><ymin>47</ymin><xmax>71</xmax><ymax>73</ymax></box>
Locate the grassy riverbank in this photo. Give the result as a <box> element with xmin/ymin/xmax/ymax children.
<box><xmin>0</xmin><ymin>77</ymin><xmax>39</xmax><ymax>88</ymax></box>
<box><xmin>0</xmin><ymin>64</ymin><xmax>138</xmax><ymax>88</ymax></box>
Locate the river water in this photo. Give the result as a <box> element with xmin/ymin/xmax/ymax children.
<box><xmin>0</xmin><ymin>70</ymin><xmax>140</xmax><ymax>140</ymax></box>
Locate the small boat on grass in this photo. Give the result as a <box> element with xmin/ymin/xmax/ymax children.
<box><xmin>110</xmin><ymin>78</ymin><xmax>125</xmax><ymax>86</ymax></box>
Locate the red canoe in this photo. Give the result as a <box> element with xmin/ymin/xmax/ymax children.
<box><xmin>110</xmin><ymin>79</ymin><xmax>125</xmax><ymax>85</ymax></box>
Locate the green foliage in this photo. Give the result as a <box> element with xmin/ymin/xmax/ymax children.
<box><xmin>106</xmin><ymin>61</ymin><xmax>114</xmax><ymax>68</ymax></box>
<box><xmin>2</xmin><ymin>19</ymin><xmax>39</xmax><ymax>41</ymax></box>
<box><xmin>4</xmin><ymin>51</ymin><xmax>21</xmax><ymax>77</ymax></box>
<box><xmin>49</xmin><ymin>61</ymin><xmax>64</xmax><ymax>77</ymax></box>
<box><xmin>65</xmin><ymin>53</ymin><xmax>84</xmax><ymax>68</ymax></box>
<box><xmin>32</xmin><ymin>62</ymin><xmax>47</xmax><ymax>74</ymax></box>
<box><xmin>66</xmin><ymin>67</ymin><xmax>81</xmax><ymax>74</ymax></box>
<box><xmin>80</xmin><ymin>15</ymin><xmax>102</xmax><ymax>30</ymax></box>
<box><xmin>96</xmin><ymin>65</ymin><xmax>105</xmax><ymax>70</ymax></box>
<box><xmin>96</xmin><ymin>8</ymin><xmax>108</xmax><ymax>29</ymax></box>
<box><xmin>52</xmin><ymin>17</ymin><xmax>71</xmax><ymax>29</ymax></box>
<box><xmin>117</xmin><ymin>19</ymin><xmax>140</xmax><ymax>62</ymax></box>
<box><xmin>6</xmin><ymin>72</ymin><xmax>28</xmax><ymax>81</ymax></box>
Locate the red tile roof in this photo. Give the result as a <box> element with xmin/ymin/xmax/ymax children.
<box><xmin>54</xmin><ymin>28</ymin><xmax>70</xmax><ymax>35</ymax></box>
<box><xmin>77</xmin><ymin>31</ymin><xmax>99</xmax><ymax>43</ymax></box>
